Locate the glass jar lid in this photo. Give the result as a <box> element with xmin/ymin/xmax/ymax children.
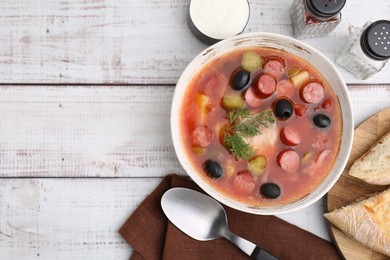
<box><xmin>361</xmin><ymin>20</ymin><xmax>390</xmax><ymax>60</ymax></box>
<box><xmin>306</xmin><ymin>0</ymin><xmax>346</xmax><ymax>20</ymax></box>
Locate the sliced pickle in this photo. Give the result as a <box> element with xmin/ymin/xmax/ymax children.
<box><xmin>222</xmin><ymin>94</ymin><xmax>244</xmax><ymax>109</ymax></box>
<box><xmin>241</xmin><ymin>51</ymin><xmax>263</xmax><ymax>72</ymax></box>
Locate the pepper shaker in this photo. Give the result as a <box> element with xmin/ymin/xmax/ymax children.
<box><xmin>336</xmin><ymin>20</ymin><xmax>390</xmax><ymax>79</ymax></box>
<box><xmin>290</xmin><ymin>0</ymin><xmax>346</xmax><ymax>39</ymax></box>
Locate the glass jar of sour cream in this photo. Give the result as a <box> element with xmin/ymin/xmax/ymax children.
<box><xmin>189</xmin><ymin>0</ymin><xmax>250</xmax><ymax>44</ymax></box>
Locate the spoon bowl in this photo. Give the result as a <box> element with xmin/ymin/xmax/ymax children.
<box><xmin>161</xmin><ymin>186</ymin><xmax>227</xmax><ymax>241</ymax></box>
<box><xmin>161</xmin><ymin>187</ymin><xmax>279</xmax><ymax>260</ymax></box>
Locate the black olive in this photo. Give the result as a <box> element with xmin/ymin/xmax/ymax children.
<box><xmin>231</xmin><ymin>69</ymin><xmax>250</xmax><ymax>91</ymax></box>
<box><xmin>274</xmin><ymin>99</ymin><xmax>293</xmax><ymax>120</ymax></box>
<box><xmin>260</xmin><ymin>183</ymin><xmax>281</xmax><ymax>199</ymax></box>
<box><xmin>203</xmin><ymin>160</ymin><xmax>223</xmax><ymax>178</ymax></box>
<box><xmin>313</xmin><ymin>114</ymin><xmax>331</xmax><ymax>128</ymax></box>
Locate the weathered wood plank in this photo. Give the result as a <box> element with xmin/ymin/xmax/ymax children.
<box><xmin>0</xmin><ymin>178</ymin><xmax>159</xmax><ymax>259</ymax></box>
<box><xmin>0</xmin><ymin>0</ymin><xmax>388</xmax><ymax>84</ymax></box>
<box><xmin>0</xmin><ymin>178</ymin><xmax>330</xmax><ymax>259</ymax></box>
<box><xmin>0</xmin><ymin>85</ymin><xmax>183</xmax><ymax>177</ymax></box>
<box><xmin>0</xmin><ymin>85</ymin><xmax>388</xmax><ymax>177</ymax></box>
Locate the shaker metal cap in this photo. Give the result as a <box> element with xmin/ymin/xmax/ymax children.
<box><xmin>306</xmin><ymin>0</ymin><xmax>346</xmax><ymax>20</ymax></box>
<box><xmin>361</xmin><ymin>20</ymin><xmax>390</xmax><ymax>60</ymax></box>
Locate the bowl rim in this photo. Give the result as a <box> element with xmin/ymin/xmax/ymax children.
<box><xmin>170</xmin><ymin>32</ymin><xmax>354</xmax><ymax>215</ymax></box>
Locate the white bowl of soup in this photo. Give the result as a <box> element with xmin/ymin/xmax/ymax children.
<box><xmin>171</xmin><ymin>32</ymin><xmax>353</xmax><ymax>215</ymax></box>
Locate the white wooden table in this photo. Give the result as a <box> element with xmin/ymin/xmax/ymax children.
<box><xmin>0</xmin><ymin>0</ymin><xmax>389</xmax><ymax>259</ymax></box>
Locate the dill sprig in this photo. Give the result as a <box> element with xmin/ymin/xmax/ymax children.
<box><xmin>223</xmin><ymin>108</ymin><xmax>275</xmax><ymax>160</ymax></box>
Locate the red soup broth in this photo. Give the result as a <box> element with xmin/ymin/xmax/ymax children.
<box><xmin>180</xmin><ymin>47</ymin><xmax>342</xmax><ymax>206</ymax></box>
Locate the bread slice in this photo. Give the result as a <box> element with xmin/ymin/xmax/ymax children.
<box><xmin>324</xmin><ymin>189</ymin><xmax>390</xmax><ymax>256</ymax></box>
<box><xmin>349</xmin><ymin>130</ymin><xmax>390</xmax><ymax>185</ymax></box>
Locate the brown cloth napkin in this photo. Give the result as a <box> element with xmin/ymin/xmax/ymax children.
<box><xmin>119</xmin><ymin>174</ymin><xmax>342</xmax><ymax>260</ymax></box>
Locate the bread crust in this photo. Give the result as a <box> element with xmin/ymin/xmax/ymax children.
<box><xmin>349</xmin><ymin>131</ymin><xmax>390</xmax><ymax>185</ymax></box>
<box><xmin>324</xmin><ymin>189</ymin><xmax>390</xmax><ymax>256</ymax></box>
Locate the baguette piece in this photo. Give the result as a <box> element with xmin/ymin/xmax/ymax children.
<box><xmin>349</xmin><ymin>130</ymin><xmax>390</xmax><ymax>185</ymax></box>
<box><xmin>324</xmin><ymin>189</ymin><xmax>390</xmax><ymax>256</ymax></box>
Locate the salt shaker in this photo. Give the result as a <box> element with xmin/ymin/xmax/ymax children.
<box><xmin>336</xmin><ymin>20</ymin><xmax>390</xmax><ymax>79</ymax></box>
<box><xmin>290</xmin><ymin>0</ymin><xmax>346</xmax><ymax>39</ymax></box>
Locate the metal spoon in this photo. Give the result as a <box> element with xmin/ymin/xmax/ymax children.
<box><xmin>161</xmin><ymin>187</ymin><xmax>279</xmax><ymax>260</ymax></box>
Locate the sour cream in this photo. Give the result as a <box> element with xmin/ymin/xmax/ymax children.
<box><xmin>189</xmin><ymin>0</ymin><xmax>250</xmax><ymax>42</ymax></box>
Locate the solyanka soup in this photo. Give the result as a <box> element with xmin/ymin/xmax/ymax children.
<box><xmin>179</xmin><ymin>47</ymin><xmax>342</xmax><ymax>206</ymax></box>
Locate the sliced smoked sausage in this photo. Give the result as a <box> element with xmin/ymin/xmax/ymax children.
<box><xmin>263</xmin><ymin>59</ymin><xmax>285</xmax><ymax>79</ymax></box>
<box><xmin>245</xmin><ymin>87</ymin><xmax>263</xmax><ymax>108</ymax></box>
<box><xmin>192</xmin><ymin>125</ymin><xmax>213</xmax><ymax>148</ymax></box>
<box><xmin>300</xmin><ymin>81</ymin><xmax>324</xmax><ymax>104</ymax></box>
<box><xmin>255</xmin><ymin>74</ymin><xmax>276</xmax><ymax>97</ymax></box>
<box><xmin>277</xmin><ymin>149</ymin><xmax>300</xmax><ymax>173</ymax></box>
<box><xmin>203</xmin><ymin>74</ymin><xmax>228</xmax><ymax>99</ymax></box>
<box><xmin>280</xmin><ymin>127</ymin><xmax>301</xmax><ymax>146</ymax></box>
<box><xmin>232</xmin><ymin>170</ymin><xmax>255</xmax><ymax>195</ymax></box>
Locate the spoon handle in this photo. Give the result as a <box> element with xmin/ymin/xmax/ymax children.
<box><xmin>250</xmin><ymin>245</ymin><xmax>279</xmax><ymax>260</ymax></box>
<box><xmin>224</xmin><ymin>230</ymin><xmax>279</xmax><ymax>260</ymax></box>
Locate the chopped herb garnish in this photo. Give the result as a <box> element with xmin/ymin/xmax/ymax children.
<box><xmin>223</xmin><ymin>108</ymin><xmax>275</xmax><ymax>160</ymax></box>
